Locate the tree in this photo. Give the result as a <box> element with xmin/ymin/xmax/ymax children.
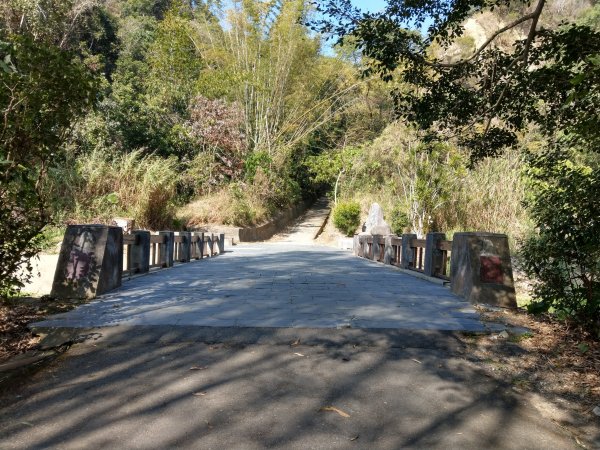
<box><xmin>315</xmin><ymin>0</ymin><xmax>600</xmax><ymax>159</ymax></box>
<box><xmin>0</xmin><ymin>35</ymin><xmax>98</xmax><ymax>295</ymax></box>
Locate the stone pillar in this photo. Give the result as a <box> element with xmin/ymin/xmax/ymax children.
<box><xmin>353</xmin><ymin>235</ymin><xmax>360</xmax><ymax>257</ymax></box>
<box><xmin>51</xmin><ymin>225</ymin><xmax>123</xmax><ymax>299</ymax></box>
<box><xmin>205</xmin><ymin>234</ymin><xmax>213</xmax><ymax>257</ymax></box>
<box><xmin>371</xmin><ymin>235</ymin><xmax>382</xmax><ymax>262</ymax></box>
<box><xmin>424</xmin><ymin>232</ymin><xmax>446</xmax><ymax>277</ymax></box>
<box><xmin>174</xmin><ymin>231</ymin><xmax>191</xmax><ymax>262</ymax></box>
<box><xmin>362</xmin><ymin>237</ymin><xmax>370</xmax><ymax>259</ymax></box>
<box><xmin>401</xmin><ymin>234</ymin><xmax>417</xmax><ymax>269</ymax></box>
<box><xmin>129</xmin><ymin>230</ymin><xmax>150</xmax><ymax>274</ymax></box>
<box><xmin>383</xmin><ymin>235</ymin><xmax>395</xmax><ymax>265</ymax></box>
<box><xmin>190</xmin><ymin>232</ymin><xmax>203</xmax><ymax>260</ymax></box>
<box><xmin>154</xmin><ymin>231</ymin><xmax>174</xmax><ymax>268</ymax></box>
<box><xmin>218</xmin><ymin>233</ymin><xmax>225</xmax><ymax>254</ymax></box>
<box><xmin>450</xmin><ymin>232</ymin><xmax>517</xmax><ymax>308</ymax></box>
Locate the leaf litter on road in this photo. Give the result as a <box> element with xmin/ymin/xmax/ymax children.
<box><xmin>319</xmin><ymin>406</ymin><xmax>350</xmax><ymax>418</ymax></box>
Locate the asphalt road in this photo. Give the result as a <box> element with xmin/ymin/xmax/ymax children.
<box><xmin>0</xmin><ymin>327</ymin><xmax>579</xmax><ymax>449</ymax></box>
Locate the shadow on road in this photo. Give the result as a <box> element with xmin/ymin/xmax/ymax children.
<box><xmin>0</xmin><ymin>326</ymin><xmax>576</xmax><ymax>449</ymax></box>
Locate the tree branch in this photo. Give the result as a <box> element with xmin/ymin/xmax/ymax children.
<box><xmin>421</xmin><ymin>0</ymin><xmax>546</xmax><ymax>69</ymax></box>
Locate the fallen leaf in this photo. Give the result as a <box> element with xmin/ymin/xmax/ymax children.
<box><xmin>350</xmin><ymin>435</ymin><xmax>359</xmax><ymax>441</ymax></box>
<box><xmin>189</xmin><ymin>366</ymin><xmax>208</xmax><ymax>371</ymax></box>
<box><xmin>319</xmin><ymin>406</ymin><xmax>350</xmax><ymax>418</ymax></box>
<box><xmin>293</xmin><ymin>352</ymin><xmax>305</xmax><ymax>357</ymax></box>
<box><xmin>291</xmin><ymin>338</ymin><xmax>301</xmax><ymax>347</ymax></box>
<box><xmin>411</xmin><ymin>358</ymin><xmax>422</xmax><ymax>364</ymax></box>
<box><xmin>193</xmin><ymin>392</ymin><xmax>207</xmax><ymax>396</ymax></box>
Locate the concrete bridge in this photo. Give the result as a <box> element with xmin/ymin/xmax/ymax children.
<box><xmin>36</xmin><ymin>198</ymin><xmax>517</xmax><ymax>333</ymax></box>
<box><xmin>35</xmin><ymin>242</ymin><xmax>488</xmax><ymax>332</ymax></box>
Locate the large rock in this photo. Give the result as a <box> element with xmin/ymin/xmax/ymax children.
<box><xmin>363</xmin><ymin>203</ymin><xmax>392</xmax><ymax>236</ymax></box>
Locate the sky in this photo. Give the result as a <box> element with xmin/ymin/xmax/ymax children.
<box><xmin>351</xmin><ymin>0</ymin><xmax>387</xmax><ymax>13</ymax></box>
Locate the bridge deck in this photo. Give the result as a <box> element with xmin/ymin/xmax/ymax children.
<box><xmin>35</xmin><ymin>244</ymin><xmax>486</xmax><ymax>331</ymax></box>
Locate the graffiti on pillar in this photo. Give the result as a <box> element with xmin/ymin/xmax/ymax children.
<box><xmin>480</xmin><ymin>255</ymin><xmax>503</xmax><ymax>284</ymax></box>
<box><xmin>66</xmin><ymin>230</ymin><xmax>96</xmax><ymax>281</ymax></box>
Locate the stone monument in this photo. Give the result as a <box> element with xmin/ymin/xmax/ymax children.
<box><xmin>362</xmin><ymin>203</ymin><xmax>392</xmax><ymax>236</ymax></box>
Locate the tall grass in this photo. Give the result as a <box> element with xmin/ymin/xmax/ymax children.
<box><xmin>58</xmin><ymin>150</ymin><xmax>179</xmax><ymax>229</ymax></box>
<box><xmin>462</xmin><ymin>149</ymin><xmax>530</xmax><ymax>241</ymax></box>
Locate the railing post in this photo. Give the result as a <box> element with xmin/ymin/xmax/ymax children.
<box><xmin>361</xmin><ymin>236</ymin><xmax>369</xmax><ymax>258</ymax></box>
<box><xmin>424</xmin><ymin>232</ymin><xmax>446</xmax><ymax>277</ymax></box>
<box><xmin>371</xmin><ymin>235</ymin><xmax>382</xmax><ymax>261</ymax></box>
<box><xmin>174</xmin><ymin>231</ymin><xmax>191</xmax><ymax>262</ymax></box>
<box><xmin>130</xmin><ymin>230</ymin><xmax>151</xmax><ymax>274</ymax></box>
<box><xmin>401</xmin><ymin>233</ymin><xmax>417</xmax><ymax>269</ymax></box>
<box><xmin>154</xmin><ymin>231</ymin><xmax>174</xmax><ymax>268</ymax></box>
<box><xmin>218</xmin><ymin>233</ymin><xmax>225</xmax><ymax>254</ymax></box>
<box><xmin>205</xmin><ymin>234</ymin><xmax>213</xmax><ymax>257</ymax></box>
<box><xmin>353</xmin><ymin>235</ymin><xmax>360</xmax><ymax>257</ymax></box>
<box><xmin>199</xmin><ymin>232</ymin><xmax>205</xmax><ymax>259</ymax></box>
<box><xmin>190</xmin><ymin>232</ymin><xmax>201</xmax><ymax>260</ymax></box>
<box><xmin>383</xmin><ymin>235</ymin><xmax>395</xmax><ymax>265</ymax></box>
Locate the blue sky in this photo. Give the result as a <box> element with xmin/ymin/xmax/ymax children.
<box><xmin>351</xmin><ymin>0</ymin><xmax>387</xmax><ymax>13</ymax></box>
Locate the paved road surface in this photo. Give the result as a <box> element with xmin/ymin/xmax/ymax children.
<box><xmin>33</xmin><ymin>244</ymin><xmax>486</xmax><ymax>332</ymax></box>
<box><xmin>0</xmin><ymin>328</ymin><xmax>579</xmax><ymax>449</ymax></box>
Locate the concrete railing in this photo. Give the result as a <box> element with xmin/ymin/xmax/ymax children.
<box><xmin>354</xmin><ymin>232</ymin><xmax>518</xmax><ymax>308</ymax></box>
<box><xmin>354</xmin><ymin>233</ymin><xmax>451</xmax><ymax>279</ymax></box>
<box><xmin>122</xmin><ymin>230</ymin><xmax>224</xmax><ymax>277</ymax></box>
<box><xmin>51</xmin><ymin>225</ymin><xmax>226</xmax><ymax>300</ymax></box>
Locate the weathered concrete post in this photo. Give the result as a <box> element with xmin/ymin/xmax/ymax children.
<box><xmin>154</xmin><ymin>231</ymin><xmax>174</xmax><ymax>268</ymax></box>
<box><xmin>353</xmin><ymin>235</ymin><xmax>360</xmax><ymax>257</ymax></box>
<box><xmin>51</xmin><ymin>225</ymin><xmax>123</xmax><ymax>299</ymax></box>
<box><xmin>362</xmin><ymin>237</ymin><xmax>369</xmax><ymax>259</ymax></box>
<box><xmin>401</xmin><ymin>234</ymin><xmax>417</xmax><ymax>269</ymax></box>
<box><xmin>190</xmin><ymin>232</ymin><xmax>202</xmax><ymax>260</ymax></box>
<box><xmin>205</xmin><ymin>234</ymin><xmax>213</xmax><ymax>257</ymax></box>
<box><xmin>199</xmin><ymin>232</ymin><xmax>205</xmax><ymax>259</ymax></box>
<box><xmin>371</xmin><ymin>235</ymin><xmax>382</xmax><ymax>261</ymax></box>
<box><xmin>174</xmin><ymin>231</ymin><xmax>191</xmax><ymax>262</ymax></box>
<box><xmin>129</xmin><ymin>230</ymin><xmax>150</xmax><ymax>274</ymax></box>
<box><xmin>424</xmin><ymin>232</ymin><xmax>446</xmax><ymax>277</ymax></box>
<box><xmin>383</xmin><ymin>235</ymin><xmax>395</xmax><ymax>265</ymax></box>
<box><xmin>218</xmin><ymin>233</ymin><xmax>225</xmax><ymax>254</ymax></box>
<box><xmin>450</xmin><ymin>232</ymin><xmax>517</xmax><ymax>308</ymax></box>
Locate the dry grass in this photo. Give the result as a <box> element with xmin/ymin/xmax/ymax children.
<box><xmin>462</xmin><ymin>149</ymin><xmax>530</xmax><ymax>242</ymax></box>
<box><xmin>70</xmin><ymin>149</ymin><xmax>179</xmax><ymax>229</ymax></box>
<box><xmin>178</xmin><ymin>185</ymin><xmax>270</xmax><ymax>228</ymax></box>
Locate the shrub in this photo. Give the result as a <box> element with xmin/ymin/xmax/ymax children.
<box><xmin>520</xmin><ymin>149</ymin><xmax>600</xmax><ymax>336</ymax></box>
<box><xmin>333</xmin><ymin>201</ymin><xmax>361</xmax><ymax>236</ymax></box>
<box><xmin>389</xmin><ymin>206</ymin><xmax>409</xmax><ymax>235</ymax></box>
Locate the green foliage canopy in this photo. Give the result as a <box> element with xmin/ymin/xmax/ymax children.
<box><xmin>0</xmin><ymin>34</ymin><xmax>98</xmax><ymax>295</ymax></box>
<box><xmin>315</xmin><ymin>0</ymin><xmax>600</xmax><ymax>159</ymax></box>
